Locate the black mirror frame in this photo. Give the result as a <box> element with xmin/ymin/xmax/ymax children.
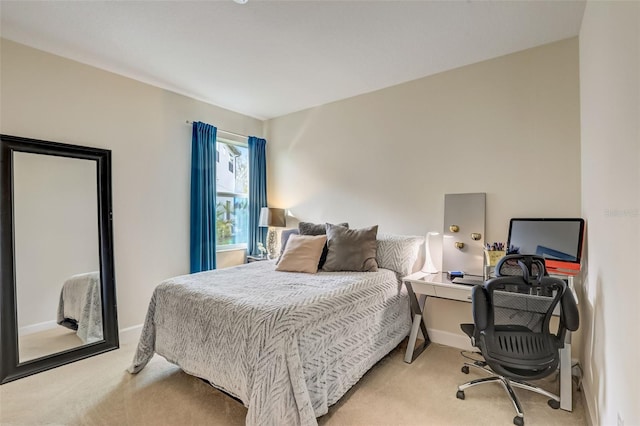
<box><xmin>0</xmin><ymin>134</ymin><xmax>118</xmax><ymax>384</ymax></box>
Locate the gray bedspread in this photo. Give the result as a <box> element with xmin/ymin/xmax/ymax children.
<box><xmin>56</xmin><ymin>271</ymin><xmax>103</xmax><ymax>344</ymax></box>
<box><xmin>129</xmin><ymin>261</ymin><xmax>411</xmax><ymax>426</ymax></box>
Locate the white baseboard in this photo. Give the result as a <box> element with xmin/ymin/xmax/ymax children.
<box><xmin>581</xmin><ymin>380</ymin><xmax>597</xmax><ymax>426</ymax></box>
<box><xmin>19</xmin><ymin>320</ymin><xmax>58</xmax><ymax>336</ymax></box>
<box><xmin>426</xmin><ymin>328</ymin><xmax>474</xmax><ymax>351</ymax></box>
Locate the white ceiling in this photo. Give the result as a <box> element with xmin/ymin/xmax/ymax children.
<box><xmin>0</xmin><ymin>0</ymin><xmax>586</xmax><ymax>120</ymax></box>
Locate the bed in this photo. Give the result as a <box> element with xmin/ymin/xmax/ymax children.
<box><xmin>129</xmin><ymin>233</ymin><xmax>423</xmax><ymax>426</ymax></box>
<box><xmin>56</xmin><ymin>271</ymin><xmax>103</xmax><ymax>344</ymax></box>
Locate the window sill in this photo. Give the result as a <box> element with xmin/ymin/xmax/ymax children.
<box><xmin>216</xmin><ymin>245</ymin><xmax>247</xmax><ymax>253</ymax></box>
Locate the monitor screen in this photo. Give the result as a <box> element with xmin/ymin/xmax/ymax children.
<box><xmin>507</xmin><ymin>218</ymin><xmax>585</xmax><ymax>271</ymax></box>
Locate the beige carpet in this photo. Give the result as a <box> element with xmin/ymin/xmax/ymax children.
<box><xmin>0</xmin><ymin>329</ymin><xmax>587</xmax><ymax>425</ymax></box>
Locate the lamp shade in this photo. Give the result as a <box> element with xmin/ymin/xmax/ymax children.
<box><xmin>258</xmin><ymin>207</ymin><xmax>286</xmax><ymax>228</ymax></box>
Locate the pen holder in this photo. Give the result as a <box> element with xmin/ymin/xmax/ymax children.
<box><xmin>485</xmin><ymin>250</ymin><xmax>506</xmax><ymax>267</ymax></box>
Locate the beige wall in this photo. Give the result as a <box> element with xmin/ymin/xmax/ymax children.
<box><xmin>579</xmin><ymin>2</ymin><xmax>640</xmax><ymax>425</ymax></box>
<box><xmin>216</xmin><ymin>249</ymin><xmax>247</xmax><ymax>269</ymax></box>
<box><xmin>0</xmin><ymin>39</ymin><xmax>263</xmax><ymax>329</ymax></box>
<box><xmin>266</xmin><ymin>38</ymin><xmax>582</xmax><ymax>344</ymax></box>
<box><xmin>1</xmin><ymin>35</ymin><xmax>586</xmax><ymax>364</ymax></box>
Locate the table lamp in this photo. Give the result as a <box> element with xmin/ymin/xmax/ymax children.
<box><xmin>258</xmin><ymin>207</ymin><xmax>286</xmax><ymax>259</ymax></box>
<box><xmin>421</xmin><ymin>231</ymin><xmax>441</xmax><ymax>274</ymax></box>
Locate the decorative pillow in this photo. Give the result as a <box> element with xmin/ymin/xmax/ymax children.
<box><xmin>277</xmin><ymin>228</ymin><xmax>300</xmax><ymax>262</ymax></box>
<box><xmin>299</xmin><ymin>222</ymin><xmax>349</xmax><ymax>235</ymax></box>
<box><xmin>376</xmin><ymin>233</ymin><xmax>425</xmax><ymax>276</ymax></box>
<box><xmin>323</xmin><ymin>224</ymin><xmax>378</xmax><ymax>272</ymax></box>
<box><xmin>275</xmin><ymin>234</ymin><xmax>328</xmax><ymax>274</ymax></box>
<box><xmin>298</xmin><ymin>221</ymin><xmax>349</xmax><ymax>268</ymax></box>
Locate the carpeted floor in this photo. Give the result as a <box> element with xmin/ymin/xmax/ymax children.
<box><xmin>0</xmin><ymin>329</ymin><xmax>587</xmax><ymax>425</ymax></box>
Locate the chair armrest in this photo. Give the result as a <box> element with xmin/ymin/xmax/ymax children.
<box><xmin>471</xmin><ymin>285</ymin><xmax>489</xmax><ymax>331</ymax></box>
<box><xmin>561</xmin><ymin>290</ymin><xmax>580</xmax><ymax>331</ymax></box>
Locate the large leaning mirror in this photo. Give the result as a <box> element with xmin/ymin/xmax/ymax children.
<box><xmin>1</xmin><ymin>134</ymin><xmax>118</xmax><ymax>384</ymax></box>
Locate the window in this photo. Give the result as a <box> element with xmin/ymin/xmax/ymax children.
<box><xmin>216</xmin><ymin>139</ymin><xmax>249</xmax><ymax>249</ymax></box>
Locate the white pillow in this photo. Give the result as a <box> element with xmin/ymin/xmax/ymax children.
<box><xmin>376</xmin><ymin>234</ymin><xmax>424</xmax><ymax>276</ymax></box>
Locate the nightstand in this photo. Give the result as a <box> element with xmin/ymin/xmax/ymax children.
<box><xmin>247</xmin><ymin>255</ymin><xmax>268</xmax><ymax>263</ymax></box>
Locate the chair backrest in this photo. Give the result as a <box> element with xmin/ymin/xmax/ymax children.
<box><xmin>490</xmin><ymin>279</ymin><xmax>563</xmax><ymax>335</ymax></box>
<box><xmin>494</xmin><ymin>254</ymin><xmax>580</xmax><ymax>334</ymax></box>
<box><xmin>473</xmin><ymin>255</ymin><xmax>570</xmax><ymax>380</ymax></box>
<box><xmin>495</xmin><ymin>254</ymin><xmax>547</xmax><ymax>280</ymax></box>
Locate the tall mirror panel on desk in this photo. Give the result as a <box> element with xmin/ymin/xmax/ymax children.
<box><xmin>0</xmin><ymin>134</ymin><xmax>118</xmax><ymax>384</ymax></box>
<box><xmin>442</xmin><ymin>193</ymin><xmax>486</xmax><ymax>277</ymax></box>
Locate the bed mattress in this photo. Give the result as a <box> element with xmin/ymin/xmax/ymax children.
<box><xmin>129</xmin><ymin>261</ymin><xmax>411</xmax><ymax>425</ymax></box>
<box><xmin>56</xmin><ymin>271</ymin><xmax>103</xmax><ymax>344</ymax></box>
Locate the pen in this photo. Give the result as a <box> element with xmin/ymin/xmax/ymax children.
<box><xmin>485</xmin><ymin>242</ymin><xmax>505</xmax><ymax>251</ymax></box>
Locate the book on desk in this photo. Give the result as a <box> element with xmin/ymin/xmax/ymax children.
<box><xmin>451</xmin><ymin>277</ymin><xmax>485</xmax><ymax>286</ymax></box>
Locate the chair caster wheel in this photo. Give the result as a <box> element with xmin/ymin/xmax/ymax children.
<box><xmin>461</xmin><ymin>365</ymin><xmax>469</xmax><ymax>374</ymax></box>
<box><xmin>456</xmin><ymin>390</ymin><xmax>465</xmax><ymax>400</ymax></box>
<box><xmin>548</xmin><ymin>399</ymin><xmax>560</xmax><ymax>409</ymax></box>
<box><xmin>513</xmin><ymin>415</ymin><xmax>524</xmax><ymax>426</ymax></box>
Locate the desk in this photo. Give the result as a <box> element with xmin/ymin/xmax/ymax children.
<box><xmin>402</xmin><ymin>271</ymin><xmax>575</xmax><ymax>412</ymax></box>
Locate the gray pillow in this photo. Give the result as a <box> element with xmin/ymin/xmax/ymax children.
<box><xmin>298</xmin><ymin>221</ymin><xmax>349</xmax><ymax>268</ymax></box>
<box><xmin>280</xmin><ymin>229</ymin><xmax>299</xmax><ymax>255</ymax></box>
<box><xmin>323</xmin><ymin>224</ymin><xmax>379</xmax><ymax>272</ymax></box>
<box><xmin>298</xmin><ymin>222</ymin><xmax>349</xmax><ymax>235</ymax></box>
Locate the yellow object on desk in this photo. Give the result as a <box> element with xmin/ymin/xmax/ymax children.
<box><xmin>485</xmin><ymin>250</ymin><xmax>506</xmax><ymax>266</ymax></box>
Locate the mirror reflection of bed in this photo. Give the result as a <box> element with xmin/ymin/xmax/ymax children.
<box><xmin>13</xmin><ymin>152</ymin><xmax>102</xmax><ymax>363</ymax></box>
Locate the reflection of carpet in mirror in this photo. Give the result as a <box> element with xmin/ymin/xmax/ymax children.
<box><xmin>19</xmin><ymin>327</ymin><xmax>84</xmax><ymax>362</ymax></box>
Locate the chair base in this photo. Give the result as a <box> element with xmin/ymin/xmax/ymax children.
<box><xmin>457</xmin><ymin>362</ymin><xmax>560</xmax><ymax>426</ymax></box>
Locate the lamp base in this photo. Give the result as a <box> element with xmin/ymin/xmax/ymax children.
<box><xmin>422</xmin><ymin>265</ymin><xmax>439</xmax><ymax>274</ymax></box>
<box><xmin>422</xmin><ymin>231</ymin><xmax>441</xmax><ymax>274</ymax></box>
<box><xmin>267</xmin><ymin>228</ymin><xmax>278</xmax><ymax>260</ymax></box>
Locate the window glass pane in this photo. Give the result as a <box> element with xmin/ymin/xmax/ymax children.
<box><xmin>216</xmin><ymin>140</ymin><xmax>249</xmax><ymax>248</ymax></box>
<box><xmin>216</xmin><ymin>196</ymin><xmax>249</xmax><ymax>246</ymax></box>
<box><xmin>216</xmin><ymin>142</ymin><xmax>248</xmax><ymax>194</ymax></box>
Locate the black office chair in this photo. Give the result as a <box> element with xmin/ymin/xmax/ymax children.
<box><xmin>456</xmin><ymin>255</ymin><xmax>579</xmax><ymax>426</ymax></box>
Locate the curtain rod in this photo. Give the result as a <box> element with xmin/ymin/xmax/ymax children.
<box><xmin>185</xmin><ymin>120</ymin><xmax>247</xmax><ymax>139</ymax></box>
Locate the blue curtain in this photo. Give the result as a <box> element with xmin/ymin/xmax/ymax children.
<box><xmin>248</xmin><ymin>136</ymin><xmax>267</xmax><ymax>256</ymax></box>
<box><xmin>190</xmin><ymin>122</ymin><xmax>217</xmax><ymax>273</ymax></box>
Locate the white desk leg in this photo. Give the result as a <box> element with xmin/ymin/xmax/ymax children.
<box><xmin>404</xmin><ymin>313</ymin><xmax>422</xmax><ymax>363</ymax></box>
<box><xmin>559</xmin><ymin>335</ymin><xmax>572</xmax><ymax>411</ymax></box>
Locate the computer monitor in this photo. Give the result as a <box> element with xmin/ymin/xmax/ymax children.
<box><xmin>507</xmin><ymin>218</ymin><xmax>585</xmax><ymax>272</ymax></box>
